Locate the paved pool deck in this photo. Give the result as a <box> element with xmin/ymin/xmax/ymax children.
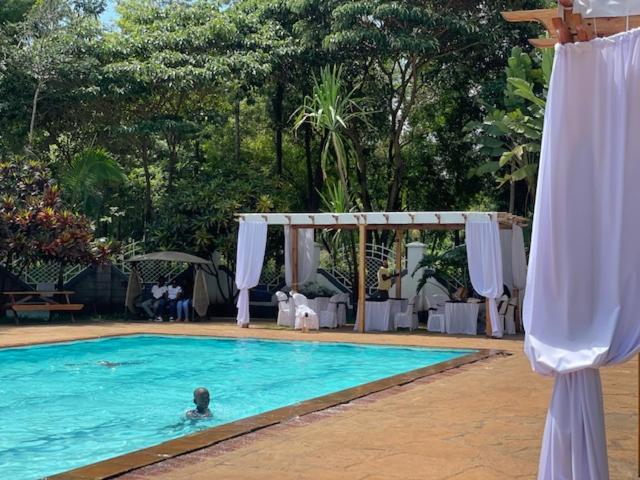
<box><xmin>1</xmin><ymin>321</ymin><xmax>636</xmax><ymax>479</ymax></box>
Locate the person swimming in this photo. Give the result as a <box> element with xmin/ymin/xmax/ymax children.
<box><xmin>96</xmin><ymin>360</ymin><xmax>144</xmax><ymax>369</ymax></box>
<box><xmin>186</xmin><ymin>387</ymin><xmax>212</xmax><ymax>419</ymax></box>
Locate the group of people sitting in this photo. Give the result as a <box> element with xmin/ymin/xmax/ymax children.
<box><xmin>141</xmin><ymin>275</ymin><xmax>193</xmax><ymax>322</ymax></box>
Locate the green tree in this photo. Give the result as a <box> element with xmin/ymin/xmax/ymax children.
<box><xmin>467</xmin><ymin>46</ymin><xmax>553</xmax><ymax>214</ymax></box>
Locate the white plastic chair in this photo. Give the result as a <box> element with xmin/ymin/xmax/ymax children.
<box><xmin>426</xmin><ymin>295</ymin><xmax>447</xmax><ymax>333</ymax></box>
<box><xmin>497</xmin><ymin>296</ymin><xmax>509</xmax><ymax>331</ymax></box>
<box><xmin>319</xmin><ymin>294</ymin><xmax>341</xmax><ymax>328</ymax></box>
<box><xmin>503</xmin><ymin>297</ymin><xmax>517</xmax><ymax>335</ymax></box>
<box><xmin>275</xmin><ymin>291</ymin><xmax>294</xmax><ymax>327</ymax></box>
<box><xmin>292</xmin><ymin>293</ymin><xmax>319</xmax><ymax>330</ymax></box>
<box><xmin>394</xmin><ymin>295</ymin><xmax>417</xmax><ymax>330</ymax></box>
<box><xmin>336</xmin><ymin>293</ymin><xmax>349</xmax><ymax>326</ymax></box>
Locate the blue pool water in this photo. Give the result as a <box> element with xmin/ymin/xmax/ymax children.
<box><xmin>0</xmin><ymin>335</ymin><xmax>474</xmax><ymax>479</ymax></box>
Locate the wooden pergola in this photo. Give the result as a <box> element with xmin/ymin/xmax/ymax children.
<box><xmin>237</xmin><ymin>211</ymin><xmax>527</xmax><ymax>334</ymax></box>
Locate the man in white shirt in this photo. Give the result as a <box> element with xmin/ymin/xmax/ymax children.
<box><xmin>166</xmin><ymin>278</ymin><xmax>183</xmax><ymax>321</ymax></box>
<box><xmin>141</xmin><ymin>276</ymin><xmax>168</xmax><ymax>321</ymax></box>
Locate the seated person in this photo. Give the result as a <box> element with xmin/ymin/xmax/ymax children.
<box><xmin>167</xmin><ymin>278</ymin><xmax>183</xmax><ymax>321</ymax></box>
<box><xmin>141</xmin><ymin>276</ymin><xmax>167</xmax><ymax>321</ymax></box>
<box><xmin>176</xmin><ymin>279</ymin><xmax>193</xmax><ymax>322</ymax></box>
<box><xmin>186</xmin><ymin>387</ymin><xmax>212</xmax><ymax>419</ymax></box>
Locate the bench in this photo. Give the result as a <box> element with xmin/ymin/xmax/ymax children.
<box><xmin>2</xmin><ymin>291</ymin><xmax>84</xmax><ymax>325</ymax></box>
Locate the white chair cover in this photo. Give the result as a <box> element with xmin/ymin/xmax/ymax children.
<box><xmin>465</xmin><ymin>216</ymin><xmax>503</xmax><ymax>338</ymax></box>
<box><xmin>336</xmin><ymin>293</ymin><xmax>349</xmax><ymax>326</ymax></box>
<box><xmin>292</xmin><ymin>293</ymin><xmax>319</xmax><ymax>330</ymax></box>
<box><xmin>319</xmin><ymin>294</ymin><xmax>341</xmax><ymax>328</ymax></box>
<box><xmin>504</xmin><ymin>297</ymin><xmax>517</xmax><ymax>336</ymax></box>
<box><xmin>235</xmin><ymin>221</ymin><xmax>267</xmax><ymax>326</ymax></box>
<box><xmin>275</xmin><ymin>291</ymin><xmax>294</xmax><ymax>327</ymax></box>
<box><xmin>425</xmin><ymin>296</ymin><xmax>446</xmax><ymax>333</ymax></box>
<box><xmin>394</xmin><ymin>295</ymin><xmax>417</xmax><ymax>330</ymax></box>
<box><xmin>525</xmin><ymin>30</ymin><xmax>640</xmax><ymax>480</ymax></box>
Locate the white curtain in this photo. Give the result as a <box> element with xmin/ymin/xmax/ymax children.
<box><xmin>284</xmin><ymin>226</ymin><xmax>318</xmax><ymax>287</ymax></box>
<box><xmin>465</xmin><ymin>216</ymin><xmax>504</xmax><ymax>338</ymax></box>
<box><xmin>511</xmin><ymin>225</ymin><xmax>527</xmax><ymax>291</ymax></box>
<box><xmin>499</xmin><ymin>229</ymin><xmax>514</xmax><ymax>291</ymax></box>
<box><xmin>525</xmin><ymin>30</ymin><xmax>640</xmax><ymax>479</ymax></box>
<box><xmin>573</xmin><ymin>0</ymin><xmax>640</xmax><ymax>17</ymax></box>
<box><xmin>511</xmin><ymin>224</ymin><xmax>528</xmax><ymax>328</ymax></box>
<box><xmin>235</xmin><ymin>221</ymin><xmax>268</xmax><ymax>326</ymax></box>
<box><xmin>193</xmin><ymin>267</ymin><xmax>210</xmax><ymax>317</ymax></box>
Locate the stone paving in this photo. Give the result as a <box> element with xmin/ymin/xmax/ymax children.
<box><xmin>1</xmin><ymin>321</ymin><xmax>636</xmax><ymax>479</ymax></box>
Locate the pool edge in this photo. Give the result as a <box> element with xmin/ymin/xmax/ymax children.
<box><xmin>47</xmin><ymin>348</ymin><xmax>500</xmax><ymax>480</ymax></box>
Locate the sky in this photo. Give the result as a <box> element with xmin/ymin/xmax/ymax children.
<box><xmin>100</xmin><ymin>0</ymin><xmax>117</xmax><ymax>26</ymax></box>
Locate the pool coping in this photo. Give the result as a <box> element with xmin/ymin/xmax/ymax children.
<box><xmin>39</xmin><ymin>337</ymin><xmax>499</xmax><ymax>480</ymax></box>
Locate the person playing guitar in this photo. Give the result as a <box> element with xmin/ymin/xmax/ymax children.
<box><xmin>376</xmin><ymin>259</ymin><xmax>405</xmax><ymax>300</ymax></box>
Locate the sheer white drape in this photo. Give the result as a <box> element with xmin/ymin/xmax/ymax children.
<box><xmin>284</xmin><ymin>227</ymin><xmax>318</xmax><ymax>287</ymax></box>
<box><xmin>500</xmin><ymin>229</ymin><xmax>514</xmax><ymax>291</ymax></box>
<box><xmin>573</xmin><ymin>0</ymin><xmax>640</xmax><ymax>17</ymax></box>
<box><xmin>511</xmin><ymin>225</ymin><xmax>527</xmax><ymax>290</ymax></box>
<box><xmin>235</xmin><ymin>221</ymin><xmax>267</xmax><ymax>326</ymax></box>
<box><xmin>193</xmin><ymin>267</ymin><xmax>209</xmax><ymax>317</ymax></box>
<box><xmin>465</xmin><ymin>216</ymin><xmax>504</xmax><ymax>337</ymax></box>
<box><xmin>525</xmin><ymin>30</ymin><xmax>640</xmax><ymax>479</ymax></box>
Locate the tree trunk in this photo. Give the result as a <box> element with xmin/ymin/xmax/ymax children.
<box><xmin>28</xmin><ymin>82</ymin><xmax>42</xmax><ymax>151</ymax></box>
<box><xmin>351</xmin><ymin>129</ymin><xmax>372</xmax><ymax>211</ymax></box>
<box><xmin>273</xmin><ymin>81</ymin><xmax>284</xmax><ymax>175</ymax></box>
<box><xmin>509</xmin><ymin>162</ymin><xmax>516</xmax><ymax>214</ymax></box>
<box><xmin>140</xmin><ymin>141</ymin><xmax>153</xmax><ymax>239</ymax></box>
<box><xmin>57</xmin><ymin>262</ymin><xmax>65</xmax><ymax>291</ymax></box>
<box><xmin>166</xmin><ymin>135</ymin><xmax>178</xmax><ymax>192</ymax></box>
<box><xmin>313</xmin><ymin>135</ymin><xmax>326</xmax><ymax>207</ymax></box>
<box><xmin>234</xmin><ymin>99</ymin><xmax>241</xmax><ymax>164</ymax></box>
<box><xmin>386</xmin><ymin>135</ymin><xmax>403</xmax><ymax>212</ymax></box>
<box><xmin>304</xmin><ymin>122</ymin><xmax>315</xmax><ymax>210</ymax></box>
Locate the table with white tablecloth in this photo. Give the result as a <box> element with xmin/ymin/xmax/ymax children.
<box><xmin>353</xmin><ymin>300</ymin><xmax>392</xmax><ymax>332</ymax></box>
<box><xmin>445</xmin><ymin>302</ymin><xmax>480</xmax><ymax>335</ymax></box>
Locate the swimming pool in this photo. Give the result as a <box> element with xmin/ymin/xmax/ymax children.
<box><xmin>0</xmin><ymin>335</ymin><xmax>475</xmax><ymax>479</ymax></box>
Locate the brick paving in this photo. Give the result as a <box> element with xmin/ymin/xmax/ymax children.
<box><xmin>1</xmin><ymin>321</ymin><xmax>636</xmax><ymax>479</ymax></box>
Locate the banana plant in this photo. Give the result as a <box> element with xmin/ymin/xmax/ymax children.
<box><xmin>467</xmin><ymin>46</ymin><xmax>553</xmax><ymax>214</ymax></box>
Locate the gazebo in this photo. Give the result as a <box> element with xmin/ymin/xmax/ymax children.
<box><xmin>124</xmin><ymin>251</ymin><xmax>212</xmax><ymax>318</ymax></box>
<box><xmin>234</xmin><ymin>211</ymin><xmax>527</xmax><ymax>335</ymax></box>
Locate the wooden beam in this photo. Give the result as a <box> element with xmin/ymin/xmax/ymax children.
<box><xmin>485</xmin><ymin>298</ymin><xmax>492</xmax><ymax>337</ymax></box>
<box><xmin>395</xmin><ymin>230</ymin><xmax>403</xmax><ymax>299</ymax></box>
<box><xmin>501</xmin><ymin>8</ymin><xmax>557</xmax><ymax>33</ymax></box>
<box><xmin>291</xmin><ymin>226</ymin><xmax>298</xmax><ymax>291</ymax></box>
<box><xmin>502</xmin><ymin>5</ymin><xmax>640</xmax><ymax>48</ymax></box>
<box><xmin>358</xmin><ymin>222</ymin><xmax>366</xmax><ymax>333</ymax></box>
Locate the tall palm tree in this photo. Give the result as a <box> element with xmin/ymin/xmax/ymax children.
<box><xmin>59</xmin><ymin>148</ymin><xmax>126</xmax><ymax>218</ymax></box>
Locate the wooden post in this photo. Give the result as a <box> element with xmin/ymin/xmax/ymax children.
<box><xmin>395</xmin><ymin>230</ymin><xmax>402</xmax><ymax>299</ymax></box>
<box><xmin>485</xmin><ymin>297</ymin><xmax>492</xmax><ymax>337</ymax></box>
<box><xmin>291</xmin><ymin>227</ymin><xmax>299</xmax><ymax>291</ymax></box>
<box><xmin>358</xmin><ymin>222</ymin><xmax>366</xmax><ymax>333</ymax></box>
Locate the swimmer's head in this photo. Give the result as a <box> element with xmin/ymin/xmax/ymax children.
<box><xmin>193</xmin><ymin>387</ymin><xmax>210</xmax><ymax>411</ymax></box>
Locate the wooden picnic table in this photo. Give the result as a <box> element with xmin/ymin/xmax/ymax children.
<box><xmin>2</xmin><ymin>290</ymin><xmax>84</xmax><ymax>325</ymax></box>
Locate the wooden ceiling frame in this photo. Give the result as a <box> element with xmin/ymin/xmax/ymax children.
<box><xmin>502</xmin><ymin>1</ymin><xmax>640</xmax><ymax>48</ymax></box>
